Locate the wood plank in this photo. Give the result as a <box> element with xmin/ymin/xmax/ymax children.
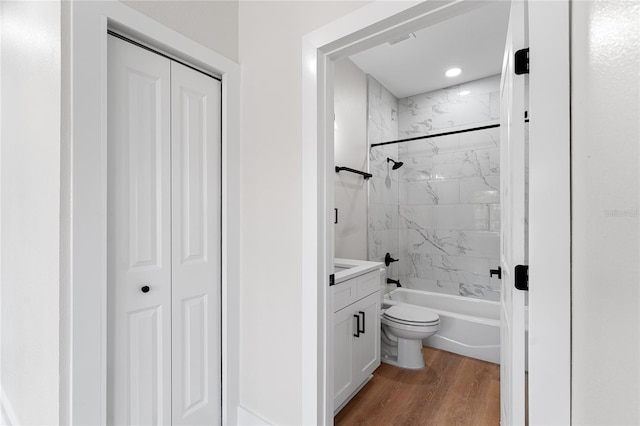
<box><xmin>335</xmin><ymin>347</ymin><xmax>500</xmax><ymax>426</ymax></box>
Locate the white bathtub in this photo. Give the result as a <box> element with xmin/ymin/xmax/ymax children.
<box><xmin>385</xmin><ymin>288</ymin><xmax>501</xmax><ymax>364</ymax></box>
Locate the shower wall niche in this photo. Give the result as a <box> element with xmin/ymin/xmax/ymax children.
<box><xmin>368</xmin><ymin>75</ymin><xmax>502</xmax><ymax>301</ymax></box>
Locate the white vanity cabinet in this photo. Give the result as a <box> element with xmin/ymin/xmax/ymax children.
<box><xmin>332</xmin><ymin>268</ymin><xmax>381</xmax><ymax>412</ymax></box>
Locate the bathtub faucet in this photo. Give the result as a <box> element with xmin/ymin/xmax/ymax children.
<box><xmin>386</xmin><ymin>278</ymin><xmax>402</xmax><ymax>288</ymax></box>
<box><xmin>385</xmin><ymin>252</ymin><xmax>399</xmax><ymax>266</ymax></box>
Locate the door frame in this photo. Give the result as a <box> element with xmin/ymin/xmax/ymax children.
<box><xmin>65</xmin><ymin>2</ymin><xmax>241</xmax><ymax>424</ymax></box>
<box><xmin>301</xmin><ymin>1</ymin><xmax>570</xmax><ymax>423</ymax></box>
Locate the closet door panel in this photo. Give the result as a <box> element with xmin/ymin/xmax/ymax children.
<box><xmin>107</xmin><ymin>35</ymin><xmax>172</xmax><ymax>426</ymax></box>
<box><xmin>171</xmin><ymin>61</ymin><xmax>222</xmax><ymax>425</ymax></box>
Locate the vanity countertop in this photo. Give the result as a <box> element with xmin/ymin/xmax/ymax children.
<box><xmin>334</xmin><ymin>258</ymin><xmax>384</xmax><ymax>284</ymax></box>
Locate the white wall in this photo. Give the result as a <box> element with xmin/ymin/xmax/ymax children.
<box><xmin>334</xmin><ymin>58</ymin><xmax>368</xmax><ymax>260</ymax></box>
<box><xmin>572</xmin><ymin>1</ymin><xmax>640</xmax><ymax>424</ymax></box>
<box><xmin>0</xmin><ymin>2</ymin><xmax>61</xmax><ymax>424</ymax></box>
<box><xmin>238</xmin><ymin>2</ymin><xmax>367</xmax><ymax>423</ymax></box>
<box><xmin>121</xmin><ymin>0</ymin><xmax>239</xmax><ymax>62</ymax></box>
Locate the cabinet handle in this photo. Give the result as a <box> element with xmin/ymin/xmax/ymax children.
<box><xmin>353</xmin><ymin>314</ymin><xmax>360</xmax><ymax>338</ymax></box>
<box><xmin>358</xmin><ymin>311</ymin><xmax>365</xmax><ymax>334</ymax></box>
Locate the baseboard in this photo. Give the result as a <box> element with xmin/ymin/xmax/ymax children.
<box><xmin>237</xmin><ymin>405</ymin><xmax>272</xmax><ymax>425</ymax></box>
<box><xmin>1</xmin><ymin>388</ymin><xmax>19</xmax><ymax>426</ymax></box>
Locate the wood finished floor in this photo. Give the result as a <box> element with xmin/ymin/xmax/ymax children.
<box><xmin>334</xmin><ymin>347</ymin><xmax>500</xmax><ymax>426</ymax></box>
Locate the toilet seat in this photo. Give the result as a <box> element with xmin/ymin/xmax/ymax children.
<box><xmin>382</xmin><ymin>304</ymin><xmax>439</xmax><ymax>326</ymax></box>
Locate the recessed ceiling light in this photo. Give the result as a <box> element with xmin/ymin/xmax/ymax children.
<box><xmin>459</xmin><ymin>90</ymin><xmax>471</xmax><ymax>96</ymax></box>
<box><xmin>445</xmin><ymin>67</ymin><xmax>462</xmax><ymax>77</ymax></box>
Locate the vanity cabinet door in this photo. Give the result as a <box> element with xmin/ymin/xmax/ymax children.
<box><xmin>333</xmin><ymin>304</ymin><xmax>356</xmax><ymax>409</ymax></box>
<box><xmin>331</xmin><ymin>268</ymin><xmax>382</xmax><ymax>413</ymax></box>
<box><xmin>353</xmin><ymin>292</ymin><xmax>381</xmax><ymax>382</ymax></box>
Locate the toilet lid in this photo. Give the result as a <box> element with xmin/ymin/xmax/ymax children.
<box><xmin>383</xmin><ymin>304</ymin><xmax>439</xmax><ymax>325</ymax></box>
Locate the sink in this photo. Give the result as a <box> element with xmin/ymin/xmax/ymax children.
<box><xmin>334</xmin><ymin>265</ymin><xmax>351</xmax><ymax>273</ymax></box>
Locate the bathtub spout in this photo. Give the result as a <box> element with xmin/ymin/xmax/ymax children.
<box><xmin>387</xmin><ymin>278</ymin><xmax>402</xmax><ymax>287</ymax></box>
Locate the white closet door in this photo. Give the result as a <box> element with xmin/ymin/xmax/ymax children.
<box><xmin>107</xmin><ymin>35</ymin><xmax>172</xmax><ymax>425</ymax></box>
<box><xmin>170</xmin><ymin>61</ymin><xmax>221</xmax><ymax>425</ymax></box>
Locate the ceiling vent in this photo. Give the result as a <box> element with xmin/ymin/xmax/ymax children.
<box><xmin>387</xmin><ymin>32</ymin><xmax>416</xmax><ymax>46</ymax></box>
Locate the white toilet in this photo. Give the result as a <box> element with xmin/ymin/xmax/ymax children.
<box><xmin>380</xmin><ymin>302</ymin><xmax>440</xmax><ymax>370</ymax></box>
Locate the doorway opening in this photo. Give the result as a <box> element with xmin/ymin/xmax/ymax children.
<box><xmin>333</xmin><ymin>3</ymin><xmax>508</xmax><ymax>422</ymax></box>
<box><xmin>301</xmin><ymin>1</ymin><xmax>570</xmax><ymax>424</ymax></box>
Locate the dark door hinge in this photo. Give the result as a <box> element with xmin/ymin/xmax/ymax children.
<box><xmin>515</xmin><ymin>48</ymin><xmax>529</xmax><ymax>75</ymax></box>
<box><xmin>329</xmin><ymin>273</ymin><xmax>335</xmax><ymax>287</ymax></box>
<box><xmin>514</xmin><ymin>265</ymin><xmax>529</xmax><ymax>291</ymax></box>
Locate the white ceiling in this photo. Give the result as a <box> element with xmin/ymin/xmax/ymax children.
<box><xmin>348</xmin><ymin>2</ymin><xmax>511</xmax><ymax>99</ymax></box>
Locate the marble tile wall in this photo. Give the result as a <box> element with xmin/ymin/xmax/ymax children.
<box><xmin>398</xmin><ymin>75</ymin><xmax>500</xmax><ymax>138</ymax></box>
<box><xmin>396</xmin><ymin>127</ymin><xmax>501</xmax><ymax>301</ymax></box>
<box><xmin>367</xmin><ymin>76</ymin><xmax>400</xmax><ymax>278</ymax></box>
<box><xmin>396</xmin><ymin>75</ymin><xmax>502</xmax><ymax>301</ymax></box>
<box><xmin>366</xmin><ymin>74</ymin><xmax>503</xmax><ymax>302</ymax></box>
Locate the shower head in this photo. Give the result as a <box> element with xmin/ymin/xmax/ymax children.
<box><xmin>387</xmin><ymin>157</ymin><xmax>404</xmax><ymax>170</ymax></box>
